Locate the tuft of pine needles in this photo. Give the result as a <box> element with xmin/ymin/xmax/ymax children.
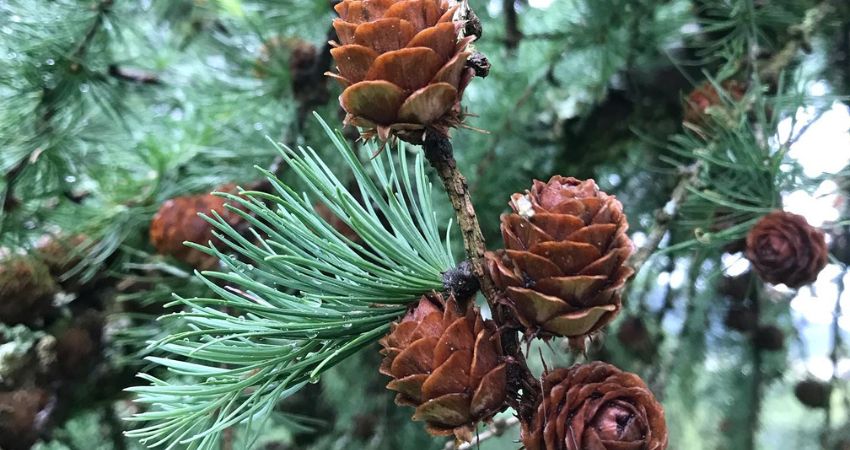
<box><xmin>125</xmin><ymin>116</ymin><xmax>455</xmax><ymax>449</ymax></box>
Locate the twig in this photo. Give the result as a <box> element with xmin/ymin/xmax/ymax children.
<box><xmin>108</xmin><ymin>65</ymin><xmax>161</xmax><ymax>85</ymax></box>
<box><xmin>502</xmin><ymin>0</ymin><xmax>521</xmax><ymax>50</ymax></box>
<box><xmin>443</xmin><ymin>416</ymin><xmax>520</xmax><ymax>450</ymax></box>
<box><xmin>746</xmin><ymin>286</ymin><xmax>765</xmax><ymax>450</ymax></box>
<box><xmin>423</xmin><ymin>132</ymin><xmax>497</xmax><ymax>303</ymax></box>
<box><xmin>423</xmin><ymin>130</ymin><xmax>540</xmax><ymax>428</ymax></box>
<box><xmin>758</xmin><ymin>2</ymin><xmax>832</xmax><ymax>83</ymax></box>
<box><xmin>825</xmin><ymin>267</ymin><xmax>846</xmax><ymax>440</ymax></box>
<box><xmin>629</xmin><ymin>163</ymin><xmax>701</xmax><ymax>275</ymax></box>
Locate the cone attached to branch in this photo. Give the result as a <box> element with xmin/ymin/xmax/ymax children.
<box><xmin>378</xmin><ymin>293</ymin><xmax>507</xmax><ymax>440</ymax></box>
<box><xmin>149</xmin><ymin>184</ymin><xmax>248</xmax><ymax>270</ymax></box>
<box><xmin>0</xmin><ymin>256</ymin><xmax>58</xmax><ymax>325</ymax></box>
<box><xmin>794</xmin><ymin>379</ymin><xmax>831</xmax><ymax>409</ymax></box>
<box><xmin>683</xmin><ymin>79</ymin><xmax>746</xmax><ymax>125</ymax></box>
<box><xmin>753</xmin><ymin>325</ymin><xmax>785</xmax><ymax>351</ymax></box>
<box><xmin>745</xmin><ymin>210</ymin><xmax>827</xmax><ymax>289</ymax></box>
<box><xmin>329</xmin><ymin>0</ymin><xmax>475</xmax><ymax>143</ymax></box>
<box><xmin>486</xmin><ymin>177</ymin><xmax>634</xmax><ymax>341</ymax></box>
<box><xmin>521</xmin><ymin>361</ymin><xmax>668</xmax><ymax>450</ymax></box>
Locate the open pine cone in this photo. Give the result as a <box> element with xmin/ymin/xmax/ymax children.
<box><xmin>149</xmin><ymin>184</ymin><xmax>248</xmax><ymax>270</ymax></box>
<box><xmin>521</xmin><ymin>362</ymin><xmax>668</xmax><ymax>450</ymax></box>
<box><xmin>329</xmin><ymin>0</ymin><xmax>475</xmax><ymax>143</ymax></box>
<box><xmin>745</xmin><ymin>210</ymin><xmax>827</xmax><ymax>288</ymax></box>
<box><xmin>486</xmin><ymin>176</ymin><xmax>633</xmax><ymax>340</ymax></box>
<box><xmin>378</xmin><ymin>293</ymin><xmax>507</xmax><ymax>440</ymax></box>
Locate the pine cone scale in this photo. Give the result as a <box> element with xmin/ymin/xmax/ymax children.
<box><xmin>745</xmin><ymin>210</ymin><xmax>827</xmax><ymax>288</ymax></box>
<box><xmin>331</xmin><ymin>0</ymin><xmax>473</xmax><ymax>143</ymax></box>
<box><xmin>379</xmin><ymin>294</ymin><xmax>507</xmax><ymax>438</ymax></box>
<box><xmin>523</xmin><ymin>363</ymin><xmax>668</xmax><ymax>450</ymax></box>
<box><xmin>487</xmin><ymin>177</ymin><xmax>633</xmax><ymax>340</ymax></box>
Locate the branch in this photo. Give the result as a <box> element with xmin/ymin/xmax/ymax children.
<box><xmin>502</xmin><ymin>0</ymin><xmax>521</xmax><ymax>50</ymax></box>
<box><xmin>758</xmin><ymin>2</ymin><xmax>832</xmax><ymax>83</ymax></box>
<box><xmin>108</xmin><ymin>65</ymin><xmax>161</xmax><ymax>85</ymax></box>
<box><xmin>423</xmin><ymin>131</ymin><xmax>540</xmax><ymax>425</ymax></box>
<box><xmin>825</xmin><ymin>267</ymin><xmax>847</xmax><ymax>438</ymax></box>
<box><xmin>629</xmin><ymin>163</ymin><xmax>701</xmax><ymax>275</ymax></box>
<box><xmin>443</xmin><ymin>416</ymin><xmax>520</xmax><ymax>450</ymax></box>
<box><xmin>423</xmin><ymin>132</ymin><xmax>497</xmax><ymax>303</ymax></box>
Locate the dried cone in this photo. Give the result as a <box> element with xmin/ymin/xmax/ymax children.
<box><xmin>149</xmin><ymin>184</ymin><xmax>247</xmax><ymax>270</ymax></box>
<box><xmin>378</xmin><ymin>293</ymin><xmax>507</xmax><ymax>439</ymax></box>
<box><xmin>723</xmin><ymin>304</ymin><xmax>758</xmax><ymax>332</ymax></box>
<box><xmin>616</xmin><ymin>316</ymin><xmax>654</xmax><ymax>358</ymax></box>
<box><xmin>0</xmin><ymin>256</ymin><xmax>58</xmax><ymax>325</ymax></box>
<box><xmin>0</xmin><ymin>388</ymin><xmax>52</xmax><ymax>450</ymax></box>
<box><xmin>753</xmin><ymin>325</ymin><xmax>785</xmax><ymax>351</ymax></box>
<box><xmin>745</xmin><ymin>210</ymin><xmax>828</xmax><ymax>289</ymax></box>
<box><xmin>522</xmin><ymin>362</ymin><xmax>668</xmax><ymax>450</ymax></box>
<box><xmin>683</xmin><ymin>79</ymin><xmax>746</xmax><ymax>125</ymax></box>
<box><xmin>36</xmin><ymin>234</ymin><xmax>92</xmax><ymax>291</ymax></box>
<box><xmin>794</xmin><ymin>379</ymin><xmax>831</xmax><ymax>409</ymax></box>
<box><xmin>329</xmin><ymin>0</ymin><xmax>475</xmax><ymax>143</ymax></box>
<box><xmin>486</xmin><ymin>177</ymin><xmax>634</xmax><ymax>340</ymax></box>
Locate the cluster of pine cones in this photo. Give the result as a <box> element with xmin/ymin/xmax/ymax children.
<box><xmin>141</xmin><ymin>1</ymin><xmax>836</xmax><ymax>448</ymax></box>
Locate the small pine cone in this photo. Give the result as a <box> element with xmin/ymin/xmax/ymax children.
<box><xmin>521</xmin><ymin>362</ymin><xmax>668</xmax><ymax>450</ymax></box>
<box><xmin>745</xmin><ymin>211</ymin><xmax>827</xmax><ymax>289</ymax></box>
<box><xmin>0</xmin><ymin>388</ymin><xmax>52</xmax><ymax>450</ymax></box>
<box><xmin>0</xmin><ymin>256</ymin><xmax>58</xmax><ymax>325</ymax></box>
<box><xmin>35</xmin><ymin>234</ymin><xmax>92</xmax><ymax>291</ymax></box>
<box><xmin>378</xmin><ymin>293</ymin><xmax>507</xmax><ymax>440</ymax></box>
<box><xmin>683</xmin><ymin>79</ymin><xmax>746</xmax><ymax>125</ymax></box>
<box><xmin>616</xmin><ymin>316</ymin><xmax>653</xmax><ymax>357</ymax></box>
<box><xmin>794</xmin><ymin>379</ymin><xmax>831</xmax><ymax>409</ymax></box>
<box><xmin>753</xmin><ymin>325</ymin><xmax>785</xmax><ymax>351</ymax></box>
<box><xmin>723</xmin><ymin>304</ymin><xmax>758</xmax><ymax>332</ymax></box>
<box><xmin>255</xmin><ymin>37</ymin><xmax>320</xmax><ymax>97</ymax></box>
<box><xmin>329</xmin><ymin>0</ymin><xmax>475</xmax><ymax>144</ymax></box>
<box><xmin>485</xmin><ymin>177</ymin><xmax>634</xmax><ymax>340</ymax></box>
<box><xmin>149</xmin><ymin>184</ymin><xmax>247</xmax><ymax>270</ymax></box>
<box><xmin>717</xmin><ymin>270</ymin><xmax>753</xmax><ymax>300</ymax></box>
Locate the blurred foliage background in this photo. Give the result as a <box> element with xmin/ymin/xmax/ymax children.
<box><xmin>1</xmin><ymin>0</ymin><xmax>849</xmax><ymax>449</ymax></box>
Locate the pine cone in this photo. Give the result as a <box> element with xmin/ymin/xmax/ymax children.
<box><xmin>794</xmin><ymin>379</ymin><xmax>831</xmax><ymax>409</ymax></box>
<box><xmin>616</xmin><ymin>316</ymin><xmax>654</xmax><ymax>359</ymax></box>
<box><xmin>0</xmin><ymin>256</ymin><xmax>58</xmax><ymax>325</ymax></box>
<box><xmin>329</xmin><ymin>0</ymin><xmax>475</xmax><ymax>143</ymax></box>
<box><xmin>378</xmin><ymin>293</ymin><xmax>507</xmax><ymax>439</ymax></box>
<box><xmin>521</xmin><ymin>362</ymin><xmax>668</xmax><ymax>450</ymax></box>
<box><xmin>35</xmin><ymin>234</ymin><xmax>92</xmax><ymax>292</ymax></box>
<box><xmin>745</xmin><ymin>210</ymin><xmax>827</xmax><ymax>288</ymax></box>
<box><xmin>683</xmin><ymin>79</ymin><xmax>746</xmax><ymax>125</ymax></box>
<box><xmin>723</xmin><ymin>304</ymin><xmax>757</xmax><ymax>332</ymax></box>
<box><xmin>753</xmin><ymin>325</ymin><xmax>785</xmax><ymax>351</ymax></box>
<box><xmin>149</xmin><ymin>185</ymin><xmax>247</xmax><ymax>270</ymax></box>
<box><xmin>485</xmin><ymin>177</ymin><xmax>634</xmax><ymax>340</ymax></box>
<box><xmin>0</xmin><ymin>388</ymin><xmax>52</xmax><ymax>450</ymax></box>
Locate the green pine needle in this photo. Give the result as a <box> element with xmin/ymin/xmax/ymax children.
<box><xmin>125</xmin><ymin>114</ymin><xmax>455</xmax><ymax>449</ymax></box>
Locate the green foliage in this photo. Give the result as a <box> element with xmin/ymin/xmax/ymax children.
<box><xmin>125</xmin><ymin>118</ymin><xmax>454</xmax><ymax>449</ymax></box>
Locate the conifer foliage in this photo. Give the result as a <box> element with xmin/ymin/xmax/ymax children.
<box><xmin>0</xmin><ymin>0</ymin><xmax>848</xmax><ymax>449</ymax></box>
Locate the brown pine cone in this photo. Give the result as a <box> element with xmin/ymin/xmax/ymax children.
<box><xmin>794</xmin><ymin>379</ymin><xmax>831</xmax><ymax>409</ymax></box>
<box><xmin>485</xmin><ymin>177</ymin><xmax>634</xmax><ymax>340</ymax></box>
<box><xmin>683</xmin><ymin>79</ymin><xmax>746</xmax><ymax>125</ymax></box>
<box><xmin>149</xmin><ymin>184</ymin><xmax>248</xmax><ymax>270</ymax></box>
<box><xmin>616</xmin><ymin>316</ymin><xmax>653</xmax><ymax>358</ymax></box>
<box><xmin>378</xmin><ymin>293</ymin><xmax>507</xmax><ymax>440</ymax></box>
<box><xmin>0</xmin><ymin>388</ymin><xmax>52</xmax><ymax>450</ymax></box>
<box><xmin>753</xmin><ymin>325</ymin><xmax>785</xmax><ymax>351</ymax></box>
<box><xmin>0</xmin><ymin>256</ymin><xmax>58</xmax><ymax>325</ymax></box>
<box><xmin>521</xmin><ymin>362</ymin><xmax>668</xmax><ymax>450</ymax></box>
<box><xmin>745</xmin><ymin>210</ymin><xmax>827</xmax><ymax>289</ymax></box>
<box><xmin>329</xmin><ymin>0</ymin><xmax>475</xmax><ymax>143</ymax></box>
